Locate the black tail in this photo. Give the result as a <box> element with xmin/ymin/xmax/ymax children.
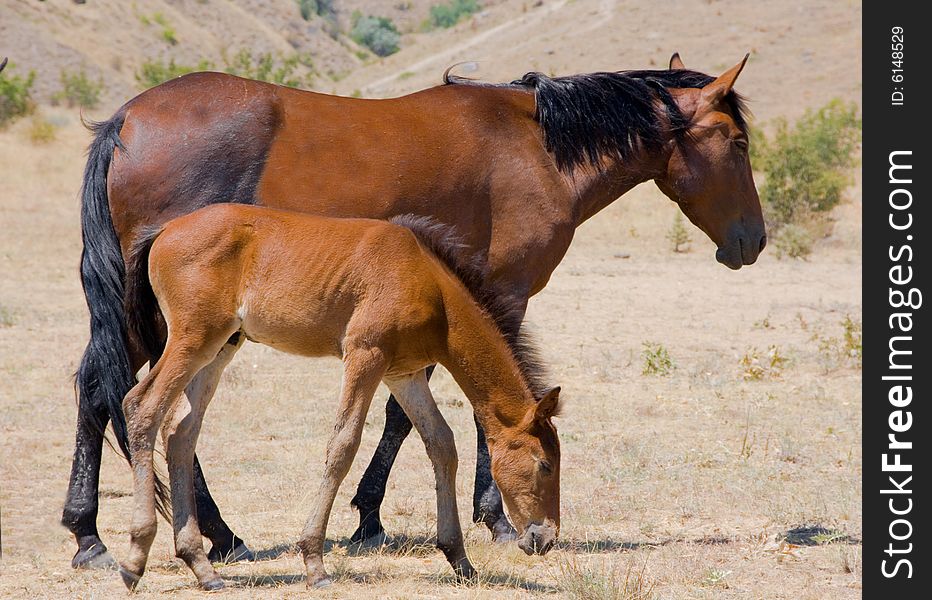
<box><xmin>76</xmin><ymin>114</ymin><xmax>134</xmax><ymax>462</ymax></box>
<box><xmin>76</xmin><ymin>114</ymin><xmax>171</xmax><ymax>520</ymax></box>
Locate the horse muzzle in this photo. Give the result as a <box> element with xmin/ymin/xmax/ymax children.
<box><xmin>517</xmin><ymin>523</ymin><xmax>557</xmax><ymax>556</ymax></box>
<box><xmin>716</xmin><ymin>226</ymin><xmax>767</xmax><ymax>270</ymax></box>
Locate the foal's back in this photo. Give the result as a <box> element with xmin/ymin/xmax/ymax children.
<box><xmin>148</xmin><ymin>204</ymin><xmax>447</xmax><ymax>363</ymax></box>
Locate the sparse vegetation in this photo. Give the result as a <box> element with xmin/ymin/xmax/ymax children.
<box><xmin>752</xmin><ymin>99</ymin><xmax>861</xmax><ymax>258</ymax></box>
<box><xmin>427</xmin><ymin>0</ymin><xmax>481</xmax><ymax>29</ymax></box>
<box><xmin>666</xmin><ymin>212</ymin><xmax>691</xmax><ymax>253</ymax></box>
<box><xmin>559</xmin><ymin>556</ymin><xmax>655</xmax><ymax>600</ymax></box>
<box><xmin>740</xmin><ymin>345</ymin><xmax>788</xmax><ymax>380</ymax></box>
<box><xmin>0</xmin><ymin>62</ymin><xmax>35</xmax><ymax>127</ymax></box>
<box><xmin>27</xmin><ymin>115</ymin><xmax>57</xmax><ymax>144</ymax></box>
<box><xmin>351</xmin><ymin>13</ymin><xmax>402</xmax><ymax>57</ymax></box>
<box><xmin>53</xmin><ymin>69</ymin><xmax>104</xmax><ymax>109</ymax></box>
<box><xmin>813</xmin><ymin>314</ymin><xmax>862</xmax><ymax>370</ymax></box>
<box><xmin>136</xmin><ymin>58</ymin><xmax>213</xmax><ymax>89</ymax></box>
<box><xmin>0</xmin><ymin>305</ymin><xmax>14</xmax><ymax>328</ymax></box>
<box><xmin>222</xmin><ymin>50</ymin><xmax>315</xmax><ymax>88</ymax></box>
<box><xmin>642</xmin><ymin>342</ymin><xmax>674</xmax><ymax>376</ymax></box>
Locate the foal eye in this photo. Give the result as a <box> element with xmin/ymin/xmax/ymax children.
<box><xmin>538</xmin><ymin>460</ymin><xmax>553</xmax><ymax>475</ymax></box>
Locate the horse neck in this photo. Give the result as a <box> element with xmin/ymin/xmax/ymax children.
<box><xmin>435</xmin><ymin>281</ymin><xmax>535</xmax><ymax>440</ymax></box>
<box><xmin>566</xmin><ymin>148</ymin><xmax>670</xmax><ymax>226</ymax></box>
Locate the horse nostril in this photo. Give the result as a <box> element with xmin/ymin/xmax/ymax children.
<box><xmin>759</xmin><ymin>235</ymin><xmax>767</xmax><ymax>253</ymax></box>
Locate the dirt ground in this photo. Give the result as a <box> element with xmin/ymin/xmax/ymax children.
<box><xmin>1</xmin><ymin>1</ymin><xmax>861</xmax><ymax>598</ymax></box>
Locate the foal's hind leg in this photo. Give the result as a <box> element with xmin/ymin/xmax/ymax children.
<box><xmin>162</xmin><ymin>338</ymin><xmax>242</xmax><ymax>590</ymax></box>
<box><xmin>299</xmin><ymin>348</ymin><xmax>386</xmax><ymax>588</ymax></box>
<box><xmin>387</xmin><ymin>371</ymin><xmax>475</xmax><ymax>581</ymax></box>
<box><xmin>120</xmin><ymin>343</ymin><xmax>207</xmax><ymax>589</ymax></box>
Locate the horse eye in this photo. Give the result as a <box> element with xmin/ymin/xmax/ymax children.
<box><xmin>538</xmin><ymin>460</ymin><xmax>553</xmax><ymax>475</ymax></box>
<box><xmin>734</xmin><ymin>138</ymin><xmax>749</xmax><ymax>151</ymax></box>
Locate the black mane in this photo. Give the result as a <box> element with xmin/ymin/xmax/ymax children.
<box><xmin>390</xmin><ymin>215</ymin><xmax>549</xmax><ymax>400</ymax></box>
<box><xmin>445</xmin><ymin>68</ymin><xmax>749</xmax><ymax>173</ymax></box>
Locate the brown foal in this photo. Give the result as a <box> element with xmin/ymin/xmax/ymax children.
<box><xmin>118</xmin><ymin>204</ymin><xmax>561</xmax><ymax>590</ymax></box>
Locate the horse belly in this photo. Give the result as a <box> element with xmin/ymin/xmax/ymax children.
<box><xmin>238</xmin><ymin>291</ymin><xmax>348</xmax><ymax>359</ymax></box>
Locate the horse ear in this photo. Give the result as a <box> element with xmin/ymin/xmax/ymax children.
<box><xmin>700</xmin><ymin>53</ymin><xmax>749</xmax><ymax>104</ymax></box>
<box><xmin>535</xmin><ymin>387</ymin><xmax>561</xmax><ymax>421</ymax></box>
<box><xmin>669</xmin><ymin>52</ymin><xmax>685</xmax><ymax>70</ymax></box>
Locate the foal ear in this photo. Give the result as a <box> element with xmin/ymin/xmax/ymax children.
<box><xmin>700</xmin><ymin>53</ymin><xmax>749</xmax><ymax>104</ymax></box>
<box><xmin>535</xmin><ymin>387</ymin><xmax>562</xmax><ymax>421</ymax></box>
<box><xmin>668</xmin><ymin>52</ymin><xmax>686</xmax><ymax>70</ymax></box>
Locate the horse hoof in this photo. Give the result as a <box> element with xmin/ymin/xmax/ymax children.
<box><xmin>349</xmin><ymin>518</ymin><xmax>386</xmax><ymax>546</ymax></box>
<box><xmin>201</xmin><ymin>578</ymin><xmax>225</xmax><ymax>591</ymax></box>
<box><xmin>72</xmin><ymin>543</ymin><xmax>118</xmax><ymax>570</ymax></box>
<box><xmin>491</xmin><ymin>521</ymin><xmax>518</xmax><ymax>544</ymax></box>
<box><xmin>350</xmin><ymin>529</ymin><xmax>391</xmax><ymax>550</ymax></box>
<box><xmin>208</xmin><ymin>541</ymin><xmax>255</xmax><ymax>564</ymax></box>
<box><xmin>454</xmin><ymin>562</ymin><xmax>478</xmax><ymax>583</ymax></box>
<box><xmin>309</xmin><ymin>576</ymin><xmax>333</xmax><ymax>589</ymax></box>
<box><xmin>119</xmin><ymin>566</ymin><xmax>142</xmax><ymax>591</ymax></box>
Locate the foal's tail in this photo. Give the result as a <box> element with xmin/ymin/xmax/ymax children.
<box><xmin>124</xmin><ymin>225</ymin><xmax>166</xmax><ymax>362</ymax></box>
<box><xmin>75</xmin><ymin>114</ymin><xmax>135</xmax><ymax>464</ymax></box>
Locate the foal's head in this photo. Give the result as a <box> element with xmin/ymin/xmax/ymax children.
<box><xmin>654</xmin><ymin>54</ymin><xmax>766</xmax><ymax>269</ymax></box>
<box><xmin>490</xmin><ymin>387</ymin><xmax>561</xmax><ymax>556</ymax></box>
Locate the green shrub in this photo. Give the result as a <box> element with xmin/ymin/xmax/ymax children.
<box><xmin>754</xmin><ymin>100</ymin><xmax>861</xmax><ymax>227</ymax></box>
<box><xmin>222</xmin><ymin>50</ymin><xmax>313</xmax><ymax>88</ymax></box>
<box><xmin>351</xmin><ymin>13</ymin><xmax>401</xmax><ymax>57</ymax></box>
<box><xmin>642</xmin><ymin>342</ymin><xmax>674</xmax><ymax>376</ymax></box>
<box><xmin>427</xmin><ymin>0</ymin><xmax>480</xmax><ymax>29</ymax></box>
<box><xmin>136</xmin><ymin>58</ymin><xmax>213</xmax><ymax>89</ymax></box>
<box><xmin>297</xmin><ymin>0</ymin><xmax>335</xmax><ymax>20</ymax></box>
<box><xmin>772</xmin><ymin>222</ymin><xmax>814</xmax><ymax>259</ymax></box>
<box><xmin>54</xmin><ymin>69</ymin><xmax>104</xmax><ymax>109</ymax></box>
<box><xmin>0</xmin><ymin>62</ymin><xmax>35</xmax><ymax>127</ymax></box>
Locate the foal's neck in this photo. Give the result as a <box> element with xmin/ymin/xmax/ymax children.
<box><xmin>436</xmin><ymin>285</ymin><xmax>535</xmax><ymax>440</ymax></box>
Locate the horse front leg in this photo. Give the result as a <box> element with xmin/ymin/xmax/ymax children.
<box><xmin>473</xmin><ymin>416</ymin><xmax>518</xmax><ymax>542</ymax></box>
<box><xmin>388</xmin><ymin>370</ymin><xmax>475</xmax><ymax>581</ymax></box>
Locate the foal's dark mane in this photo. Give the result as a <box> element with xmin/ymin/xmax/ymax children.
<box><xmin>391</xmin><ymin>215</ymin><xmax>549</xmax><ymax>400</ymax></box>
<box><xmin>445</xmin><ymin>68</ymin><xmax>750</xmax><ymax>173</ymax></box>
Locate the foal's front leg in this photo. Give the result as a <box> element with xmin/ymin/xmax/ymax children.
<box><xmin>298</xmin><ymin>349</ymin><xmax>386</xmax><ymax>588</ymax></box>
<box><xmin>388</xmin><ymin>371</ymin><xmax>476</xmax><ymax>581</ymax></box>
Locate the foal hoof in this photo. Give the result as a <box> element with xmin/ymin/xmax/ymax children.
<box><xmin>72</xmin><ymin>542</ymin><xmax>117</xmax><ymax>570</ymax></box>
<box><xmin>308</xmin><ymin>576</ymin><xmax>333</xmax><ymax>589</ymax></box>
<box><xmin>201</xmin><ymin>578</ymin><xmax>226</xmax><ymax>591</ymax></box>
<box><xmin>119</xmin><ymin>566</ymin><xmax>142</xmax><ymax>591</ymax></box>
<box><xmin>208</xmin><ymin>541</ymin><xmax>255</xmax><ymax>564</ymax></box>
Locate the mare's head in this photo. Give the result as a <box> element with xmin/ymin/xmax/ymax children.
<box><xmin>489</xmin><ymin>387</ymin><xmax>561</xmax><ymax>556</ymax></box>
<box><xmin>654</xmin><ymin>53</ymin><xmax>766</xmax><ymax>269</ymax></box>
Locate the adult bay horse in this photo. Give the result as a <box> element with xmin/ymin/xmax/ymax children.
<box><xmin>119</xmin><ymin>205</ymin><xmax>561</xmax><ymax>589</ymax></box>
<box><xmin>65</xmin><ymin>52</ymin><xmax>765</xmax><ymax>568</ymax></box>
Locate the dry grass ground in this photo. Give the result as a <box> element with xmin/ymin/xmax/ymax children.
<box><xmin>1</xmin><ymin>1</ymin><xmax>860</xmax><ymax>598</ymax></box>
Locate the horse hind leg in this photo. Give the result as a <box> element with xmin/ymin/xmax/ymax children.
<box><xmin>119</xmin><ymin>334</ymin><xmax>226</xmax><ymax>590</ymax></box>
<box><xmin>192</xmin><ymin>333</ymin><xmax>255</xmax><ymax>564</ymax></box>
<box><xmin>162</xmin><ymin>337</ymin><xmax>242</xmax><ymax>590</ymax></box>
